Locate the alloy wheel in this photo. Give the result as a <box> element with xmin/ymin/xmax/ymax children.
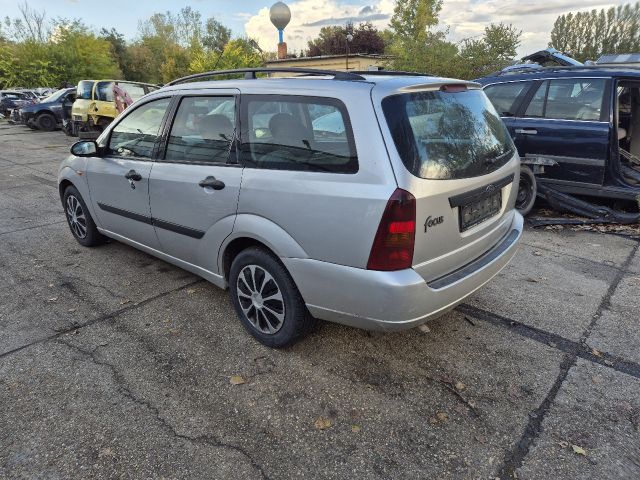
<box><xmin>516</xmin><ymin>177</ymin><xmax>533</xmax><ymax>209</ymax></box>
<box><xmin>236</xmin><ymin>265</ymin><xmax>285</xmax><ymax>334</ymax></box>
<box><xmin>66</xmin><ymin>194</ymin><xmax>87</xmax><ymax>239</ymax></box>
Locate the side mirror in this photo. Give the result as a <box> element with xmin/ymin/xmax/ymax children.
<box><xmin>70</xmin><ymin>141</ymin><xmax>98</xmax><ymax>157</ymax></box>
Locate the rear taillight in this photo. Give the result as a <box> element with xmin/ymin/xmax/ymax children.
<box><xmin>367</xmin><ymin>188</ymin><xmax>416</xmax><ymax>271</ymax></box>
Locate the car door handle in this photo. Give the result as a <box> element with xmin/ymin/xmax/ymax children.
<box><xmin>515</xmin><ymin>128</ymin><xmax>537</xmax><ymax>135</ymax></box>
<box><xmin>198</xmin><ymin>176</ymin><xmax>225</xmax><ymax>190</ymax></box>
<box><xmin>124</xmin><ymin>169</ymin><xmax>142</xmax><ymax>181</ymax></box>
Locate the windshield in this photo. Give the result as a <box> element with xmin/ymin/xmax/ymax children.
<box><xmin>76</xmin><ymin>81</ymin><xmax>94</xmax><ymax>100</ymax></box>
<box><xmin>382</xmin><ymin>89</ymin><xmax>514</xmax><ymax>180</ymax></box>
<box><xmin>41</xmin><ymin>89</ymin><xmax>67</xmax><ymax>103</ymax></box>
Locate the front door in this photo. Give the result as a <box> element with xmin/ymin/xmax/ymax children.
<box><xmin>515</xmin><ymin>77</ymin><xmax>610</xmax><ymax>185</ymax></box>
<box><xmin>86</xmin><ymin>97</ymin><xmax>172</xmax><ymax>248</ymax></box>
<box><xmin>149</xmin><ymin>93</ymin><xmax>242</xmax><ymax>272</ymax></box>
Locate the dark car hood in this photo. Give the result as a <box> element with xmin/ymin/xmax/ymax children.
<box><xmin>522</xmin><ymin>48</ymin><xmax>583</xmax><ymax>67</ymax></box>
<box><xmin>22</xmin><ymin>101</ymin><xmax>53</xmax><ymax>112</ymax></box>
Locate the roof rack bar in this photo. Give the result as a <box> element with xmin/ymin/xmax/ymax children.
<box><xmin>166</xmin><ymin>67</ymin><xmax>366</xmax><ymax>86</ymax></box>
<box><xmin>350</xmin><ymin>70</ymin><xmax>434</xmax><ymax>77</ymax></box>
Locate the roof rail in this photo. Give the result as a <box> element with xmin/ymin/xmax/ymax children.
<box><xmin>495</xmin><ymin>64</ymin><xmax>640</xmax><ymax>76</ymax></box>
<box><xmin>350</xmin><ymin>70</ymin><xmax>434</xmax><ymax>77</ymax></box>
<box><xmin>165</xmin><ymin>67</ymin><xmax>366</xmax><ymax>86</ymax></box>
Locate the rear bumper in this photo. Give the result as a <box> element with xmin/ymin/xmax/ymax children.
<box><xmin>283</xmin><ymin>211</ymin><xmax>523</xmax><ymax>331</ymax></box>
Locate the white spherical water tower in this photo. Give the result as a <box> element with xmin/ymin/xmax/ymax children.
<box><xmin>270</xmin><ymin>2</ymin><xmax>291</xmax><ymax>58</ymax></box>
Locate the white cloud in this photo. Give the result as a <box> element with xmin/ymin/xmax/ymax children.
<box><xmin>245</xmin><ymin>0</ymin><xmax>627</xmax><ymax>57</ymax></box>
<box><xmin>244</xmin><ymin>0</ymin><xmax>394</xmax><ymax>54</ymax></box>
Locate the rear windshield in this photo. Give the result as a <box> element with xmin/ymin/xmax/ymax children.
<box><xmin>382</xmin><ymin>89</ymin><xmax>514</xmax><ymax>180</ymax></box>
<box><xmin>76</xmin><ymin>81</ymin><xmax>94</xmax><ymax>100</ymax></box>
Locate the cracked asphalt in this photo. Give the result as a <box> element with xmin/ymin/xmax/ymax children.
<box><xmin>1</xmin><ymin>119</ymin><xmax>639</xmax><ymax>479</ymax></box>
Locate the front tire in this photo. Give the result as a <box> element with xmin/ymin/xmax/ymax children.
<box><xmin>62</xmin><ymin>186</ymin><xmax>105</xmax><ymax>247</ymax></box>
<box><xmin>516</xmin><ymin>165</ymin><xmax>537</xmax><ymax>216</ymax></box>
<box><xmin>229</xmin><ymin>247</ymin><xmax>315</xmax><ymax>348</ymax></box>
<box><xmin>35</xmin><ymin>113</ymin><xmax>56</xmax><ymax>131</ymax></box>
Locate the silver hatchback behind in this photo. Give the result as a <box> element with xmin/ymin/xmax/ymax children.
<box><xmin>58</xmin><ymin>68</ymin><xmax>523</xmax><ymax>347</ymax></box>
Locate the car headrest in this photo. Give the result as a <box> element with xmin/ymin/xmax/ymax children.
<box><xmin>199</xmin><ymin>114</ymin><xmax>234</xmax><ymax>140</ymax></box>
<box><xmin>268</xmin><ymin>113</ymin><xmax>311</xmax><ymax>146</ymax></box>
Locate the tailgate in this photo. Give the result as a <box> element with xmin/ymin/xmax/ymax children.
<box><xmin>410</xmin><ymin>165</ymin><xmax>519</xmax><ymax>282</ymax></box>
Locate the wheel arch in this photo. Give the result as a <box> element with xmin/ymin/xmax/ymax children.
<box><xmin>59</xmin><ymin>178</ymin><xmax>74</xmax><ymax>201</ymax></box>
<box><xmin>35</xmin><ymin>109</ymin><xmax>56</xmax><ymax>119</ymax></box>
<box><xmin>58</xmin><ymin>164</ymin><xmax>101</xmax><ymax>227</ymax></box>
<box><xmin>219</xmin><ymin>214</ymin><xmax>309</xmax><ymax>282</ymax></box>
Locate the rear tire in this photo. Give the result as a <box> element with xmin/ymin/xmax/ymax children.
<box><xmin>516</xmin><ymin>165</ymin><xmax>537</xmax><ymax>216</ymax></box>
<box><xmin>229</xmin><ymin>247</ymin><xmax>316</xmax><ymax>348</ymax></box>
<box><xmin>62</xmin><ymin>186</ymin><xmax>105</xmax><ymax>247</ymax></box>
<box><xmin>35</xmin><ymin>113</ymin><xmax>56</xmax><ymax>131</ymax></box>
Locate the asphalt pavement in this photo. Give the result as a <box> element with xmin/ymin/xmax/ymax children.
<box><xmin>1</xmin><ymin>119</ymin><xmax>639</xmax><ymax>479</ymax></box>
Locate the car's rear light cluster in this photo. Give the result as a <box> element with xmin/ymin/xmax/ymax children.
<box><xmin>367</xmin><ymin>188</ymin><xmax>416</xmax><ymax>271</ymax></box>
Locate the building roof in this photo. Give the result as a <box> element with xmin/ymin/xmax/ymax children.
<box><xmin>267</xmin><ymin>53</ymin><xmax>392</xmax><ymax>63</ymax></box>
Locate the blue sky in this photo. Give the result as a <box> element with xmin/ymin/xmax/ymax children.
<box><xmin>0</xmin><ymin>0</ymin><xmax>627</xmax><ymax>55</ymax></box>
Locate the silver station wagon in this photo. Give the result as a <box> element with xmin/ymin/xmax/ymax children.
<box><xmin>58</xmin><ymin>68</ymin><xmax>524</xmax><ymax>347</ymax></box>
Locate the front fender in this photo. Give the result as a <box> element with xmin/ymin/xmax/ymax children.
<box><xmin>57</xmin><ymin>159</ymin><xmax>101</xmax><ymax>227</ymax></box>
<box><xmin>218</xmin><ymin>213</ymin><xmax>309</xmax><ymax>270</ymax></box>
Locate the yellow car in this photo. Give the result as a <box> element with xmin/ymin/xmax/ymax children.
<box><xmin>68</xmin><ymin>80</ymin><xmax>159</xmax><ymax>137</ymax></box>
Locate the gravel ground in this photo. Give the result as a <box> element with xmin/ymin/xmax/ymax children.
<box><xmin>1</xmin><ymin>119</ymin><xmax>639</xmax><ymax>479</ymax></box>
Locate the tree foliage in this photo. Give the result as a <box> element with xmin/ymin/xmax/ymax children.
<box><xmin>0</xmin><ymin>17</ymin><xmax>119</xmax><ymax>88</ymax></box>
<box><xmin>386</xmin><ymin>0</ymin><xmax>459</xmax><ymax>76</ymax></box>
<box><xmin>550</xmin><ymin>2</ymin><xmax>640</xmax><ymax>62</ymax></box>
<box><xmin>0</xmin><ymin>2</ymin><xmax>261</xmax><ymax>88</ymax></box>
<box><xmin>457</xmin><ymin>23</ymin><xmax>521</xmax><ymax>78</ymax></box>
<box><xmin>385</xmin><ymin>0</ymin><xmax>521</xmax><ymax>79</ymax></box>
<box><xmin>306</xmin><ymin>22</ymin><xmax>385</xmax><ymax>56</ymax></box>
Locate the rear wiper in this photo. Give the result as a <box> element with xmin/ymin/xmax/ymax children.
<box><xmin>483</xmin><ymin>147</ymin><xmax>513</xmax><ymax>165</ymax></box>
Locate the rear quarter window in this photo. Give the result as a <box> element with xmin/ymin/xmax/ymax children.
<box><xmin>240</xmin><ymin>95</ymin><xmax>358</xmax><ymax>173</ymax></box>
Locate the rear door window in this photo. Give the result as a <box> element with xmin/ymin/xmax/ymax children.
<box><xmin>240</xmin><ymin>95</ymin><xmax>357</xmax><ymax>173</ymax></box>
<box><xmin>107</xmin><ymin>98</ymin><xmax>171</xmax><ymax>158</ymax></box>
<box><xmin>382</xmin><ymin>89</ymin><xmax>514</xmax><ymax>180</ymax></box>
<box><xmin>483</xmin><ymin>81</ymin><xmax>532</xmax><ymax>116</ymax></box>
<box><xmin>165</xmin><ymin>96</ymin><xmax>236</xmax><ymax>164</ymax></box>
<box><xmin>524</xmin><ymin>78</ymin><xmax>606</xmax><ymax>121</ymax></box>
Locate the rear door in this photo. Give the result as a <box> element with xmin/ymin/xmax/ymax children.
<box><xmin>515</xmin><ymin>77</ymin><xmax>610</xmax><ymax>185</ymax></box>
<box><xmin>483</xmin><ymin>80</ymin><xmax>536</xmax><ymax>154</ymax></box>
<box><xmin>148</xmin><ymin>92</ymin><xmax>242</xmax><ymax>272</ymax></box>
<box><xmin>86</xmin><ymin>97</ymin><xmax>172</xmax><ymax>248</ymax></box>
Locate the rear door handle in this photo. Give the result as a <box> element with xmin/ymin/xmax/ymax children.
<box><xmin>124</xmin><ymin>169</ymin><xmax>142</xmax><ymax>181</ymax></box>
<box><xmin>198</xmin><ymin>176</ymin><xmax>225</xmax><ymax>190</ymax></box>
<box><xmin>515</xmin><ymin>128</ymin><xmax>537</xmax><ymax>135</ymax></box>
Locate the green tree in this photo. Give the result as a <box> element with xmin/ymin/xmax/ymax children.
<box><xmin>389</xmin><ymin>0</ymin><xmax>442</xmax><ymax>39</ymax></box>
<box><xmin>203</xmin><ymin>18</ymin><xmax>231</xmax><ymax>53</ymax></box>
<box><xmin>49</xmin><ymin>21</ymin><xmax>121</xmax><ymax>83</ymax></box>
<box><xmin>189</xmin><ymin>38</ymin><xmax>263</xmax><ymax>74</ymax></box>
<box><xmin>100</xmin><ymin>28</ymin><xmax>129</xmax><ymax>76</ymax></box>
<box><xmin>306</xmin><ymin>22</ymin><xmax>385</xmax><ymax>56</ymax></box>
<box><xmin>550</xmin><ymin>2</ymin><xmax>640</xmax><ymax>62</ymax></box>
<box><xmin>386</xmin><ymin>0</ymin><xmax>460</xmax><ymax>76</ymax></box>
<box><xmin>457</xmin><ymin>23</ymin><xmax>521</xmax><ymax>78</ymax></box>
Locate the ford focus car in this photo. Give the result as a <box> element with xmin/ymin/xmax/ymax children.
<box><xmin>58</xmin><ymin>68</ymin><xmax>523</xmax><ymax>347</ymax></box>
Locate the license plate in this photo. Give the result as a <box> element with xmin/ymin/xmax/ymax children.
<box><xmin>460</xmin><ymin>190</ymin><xmax>502</xmax><ymax>231</ymax></box>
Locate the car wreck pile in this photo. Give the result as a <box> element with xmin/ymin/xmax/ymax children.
<box><xmin>476</xmin><ymin>48</ymin><xmax>640</xmax><ymax>226</ymax></box>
